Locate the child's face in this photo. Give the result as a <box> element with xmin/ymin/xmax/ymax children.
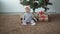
<box><xmin>25</xmin><ymin>7</ymin><xmax>31</xmax><ymax>13</ymax></box>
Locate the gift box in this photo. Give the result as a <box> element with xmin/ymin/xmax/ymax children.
<box><xmin>38</xmin><ymin>11</ymin><xmax>48</xmax><ymax>21</ymax></box>
<box><xmin>39</xmin><ymin>15</ymin><xmax>48</xmax><ymax>21</ymax></box>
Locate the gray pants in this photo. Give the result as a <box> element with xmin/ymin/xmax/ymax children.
<box><xmin>22</xmin><ymin>20</ymin><xmax>35</xmax><ymax>24</ymax></box>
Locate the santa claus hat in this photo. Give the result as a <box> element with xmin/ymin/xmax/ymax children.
<box><xmin>24</xmin><ymin>5</ymin><xmax>30</xmax><ymax>9</ymax></box>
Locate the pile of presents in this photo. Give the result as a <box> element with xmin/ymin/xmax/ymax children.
<box><xmin>34</xmin><ymin>11</ymin><xmax>49</xmax><ymax>22</ymax></box>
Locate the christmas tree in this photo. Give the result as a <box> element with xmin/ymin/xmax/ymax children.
<box><xmin>20</xmin><ymin>0</ymin><xmax>52</xmax><ymax>12</ymax></box>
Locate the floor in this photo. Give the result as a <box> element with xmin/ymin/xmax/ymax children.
<box><xmin>0</xmin><ymin>14</ymin><xmax>60</xmax><ymax>34</ymax></box>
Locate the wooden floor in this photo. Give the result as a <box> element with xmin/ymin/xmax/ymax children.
<box><xmin>0</xmin><ymin>14</ymin><xmax>60</xmax><ymax>34</ymax></box>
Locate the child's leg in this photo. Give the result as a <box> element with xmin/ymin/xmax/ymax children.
<box><xmin>22</xmin><ymin>20</ymin><xmax>27</xmax><ymax>25</ymax></box>
<box><xmin>30</xmin><ymin>20</ymin><xmax>36</xmax><ymax>26</ymax></box>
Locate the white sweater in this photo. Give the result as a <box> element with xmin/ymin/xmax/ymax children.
<box><xmin>23</xmin><ymin>12</ymin><xmax>33</xmax><ymax>22</ymax></box>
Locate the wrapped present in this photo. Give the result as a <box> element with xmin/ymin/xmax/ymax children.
<box><xmin>39</xmin><ymin>14</ymin><xmax>48</xmax><ymax>21</ymax></box>
<box><xmin>38</xmin><ymin>11</ymin><xmax>48</xmax><ymax>21</ymax></box>
<box><xmin>39</xmin><ymin>15</ymin><xmax>48</xmax><ymax>21</ymax></box>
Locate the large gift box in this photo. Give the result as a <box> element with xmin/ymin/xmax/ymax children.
<box><xmin>38</xmin><ymin>11</ymin><xmax>48</xmax><ymax>21</ymax></box>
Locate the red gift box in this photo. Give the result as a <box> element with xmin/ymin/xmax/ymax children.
<box><xmin>39</xmin><ymin>15</ymin><xmax>48</xmax><ymax>21</ymax></box>
<box><xmin>38</xmin><ymin>11</ymin><xmax>48</xmax><ymax>21</ymax></box>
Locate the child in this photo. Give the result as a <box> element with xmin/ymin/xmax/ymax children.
<box><xmin>22</xmin><ymin>6</ymin><xmax>37</xmax><ymax>26</ymax></box>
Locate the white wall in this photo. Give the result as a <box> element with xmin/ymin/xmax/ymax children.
<box><xmin>47</xmin><ymin>0</ymin><xmax>60</xmax><ymax>13</ymax></box>
<box><xmin>0</xmin><ymin>0</ymin><xmax>25</xmax><ymax>12</ymax></box>
<box><xmin>47</xmin><ymin>0</ymin><xmax>56</xmax><ymax>12</ymax></box>
<box><xmin>54</xmin><ymin>0</ymin><xmax>60</xmax><ymax>13</ymax></box>
<box><xmin>0</xmin><ymin>0</ymin><xmax>60</xmax><ymax>13</ymax></box>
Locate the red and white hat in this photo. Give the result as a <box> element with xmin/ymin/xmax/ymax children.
<box><xmin>24</xmin><ymin>5</ymin><xmax>30</xmax><ymax>9</ymax></box>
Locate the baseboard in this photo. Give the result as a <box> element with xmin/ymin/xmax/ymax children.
<box><xmin>0</xmin><ymin>12</ymin><xmax>23</xmax><ymax>15</ymax></box>
<box><xmin>0</xmin><ymin>12</ymin><xmax>60</xmax><ymax>15</ymax></box>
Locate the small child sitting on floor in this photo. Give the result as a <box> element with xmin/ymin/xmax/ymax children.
<box><xmin>22</xmin><ymin>6</ymin><xmax>37</xmax><ymax>26</ymax></box>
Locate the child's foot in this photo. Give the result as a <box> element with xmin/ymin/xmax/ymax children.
<box><xmin>22</xmin><ymin>23</ymin><xmax>27</xmax><ymax>25</ymax></box>
<box><xmin>31</xmin><ymin>23</ymin><xmax>36</xmax><ymax>26</ymax></box>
